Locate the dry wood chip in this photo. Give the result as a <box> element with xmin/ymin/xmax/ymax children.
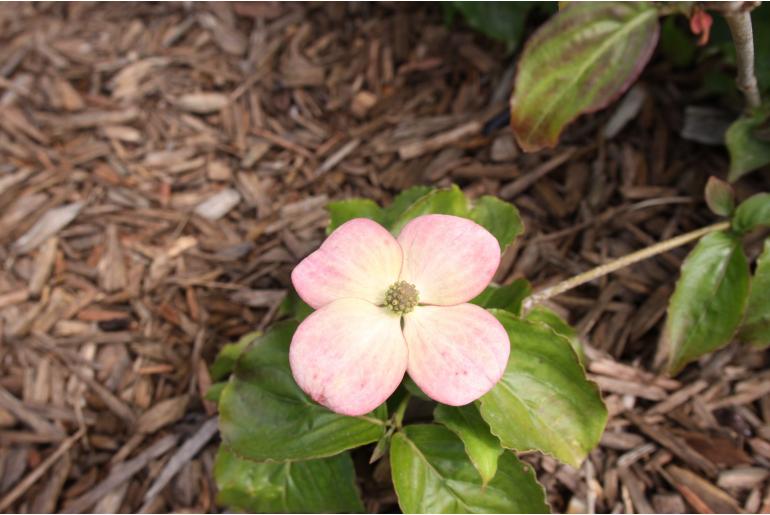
<box><xmin>627</xmin><ymin>413</ymin><xmax>718</xmax><ymax>477</ymax></box>
<box><xmin>197</xmin><ymin>12</ymin><xmax>247</xmax><ymax>55</ymax></box>
<box><xmin>29</xmin><ymin>447</ymin><xmax>71</xmax><ymax>513</ymax></box>
<box><xmin>0</xmin><ymin>428</ymin><xmax>83</xmax><ymax>512</ymax></box>
<box><xmin>140</xmin><ymin>417</ymin><xmax>218</xmax><ymax>510</ymax></box>
<box><xmin>590</xmin><ymin>375</ymin><xmax>667</xmax><ymax>401</ymax></box>
<box><xmin>57</xmin><ymin>108</ymin><xmax>139</xmax><ymax>129</ymax></box>
<box><xmin>490</xmin><ymin>133</ymin><xmax>518</xmax><ymax>162</ymax></box>
<box><xmin>12</xmin><ymin>202</ymin><xmax>83</xmax><ymax>254</ymax></box>
<box><xmin>93</xmin><ymin>482</ymin><xmax>129</xmax><ymax>513</ymax></box>
<box><xmin>61</xmin><ymin>434</ymin><xmax>177</xmax><ymax>514</ymax></box>
<box><xmin>601</xmin><ymin>430</ymin><xmax>646</xmax><ymax>451</ymax></box>
<box><xmin>0</xmin><ymin>168</ymin><xmax>32</xmax><ymax>196</ymax></box>
<box><xmin>137</xmin><ymin>394</ymin><xmax>189</xmax><ymax>434</ymax></box>
<box><xmin>499</xmin><ymin>148</ymin><xmax>576</xmax><ymax>199</ymax></box>
<box><xmin>98</xmin><ymin>225</ymin><xmax>127</xmax><ymax>293</ymax></box>
<box><xmin>231</xmin><ymin>288</ymin><xmax>286</xmax><ymax>308</ymax></box>
<box><xmin>109</xmin><ymin>57</ymin><xmax>169</xmax><ymax>99</ymax></box>
<box><xmin>174</xmin><ymin>92</ymin><xmax>229</xmax><ymax>114</ymax></box>
<box><xmin>398</xmin><ymin>120</ymin><xmax>481</xmax><ymax>160</ymax></box>
<box><xmin>207</xmin><ymin>159</ymin><xmax>232</xmax><ymax>181</ymax></box>
<box><xmin>665</xmin><ymin>465</ymin><xmax>743</xmax><ymax>513</ymax></box>
<box><xmin>194</xmin><ymin>188</ymin><xmax>241</xmax><ymax>220</ymax></box>
<box><xmin>0</xmin><ymin>385</ymin><xmax>64</xmax><ymax>438</ymax></box>
<box><xmin>313</xmin><ymin>139</ymin><xmax>360</xmax><ymax>178</ymax></box>
<box><xmin>717</xmin><ymin>467</ymin><xmax>769</xmax><ymax>490</ymax></box>
<box><xmin>618</xmin><ymin>467</ymin><xmax>654</xmax><ymax>514</ymax></box>
<box><xmin>101</xmin><ymin>125</ymin><xmax>142</xmax><ymax>143</ymax></box>
<box><xmin>647</xmin><ymin>379</ymin><xmax>708</xmax><ymax>416</ymax></box>
<box><xmin>0</xmin><ymin>287</ymin><xmax>29</xmax><ymax>309</ymax></box>
<box><xmin>603</xmin><ymin>85</ymin><xmax>647</xmax><ymax>139</ymax></box>
<box><xmin>29</xmin><ymin>237</ymin><xmax>58</xmax><ymax>296</ymax></box>
<box><xmin>652</xmin><ymin>493</ymin><xmax>686</xmax><ymax>514</ymax></box>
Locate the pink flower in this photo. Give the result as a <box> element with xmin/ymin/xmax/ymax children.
<box><xmin>289</xmin><ymin>214</ymin><xmax>510</xmax><ymax>416</ymax></box>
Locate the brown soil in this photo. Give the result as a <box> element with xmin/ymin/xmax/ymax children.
<box><xmin>1</xmin><ymin>2</ymin><xmax>769</xmax><ymax>513</ymax></box>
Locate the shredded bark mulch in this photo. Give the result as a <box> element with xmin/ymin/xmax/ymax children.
<box><xmin>1</xmin><ymin>2</ymin><xmax>769</xmax><ymax>513</ymax></box>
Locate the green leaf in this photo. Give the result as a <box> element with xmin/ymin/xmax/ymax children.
<box><xmin>726</xmin><ymin>108</ymin><xmax>770</xmax><ymax>181</ymax></box>
<box><xmin>215</xmin><ymin>447</ymin><xmax>364</xmax><ymax>513</ymax></box>
<box><xmin>470</xmin><ymin>279</ymin><xmax>532</xmax><ymax>316</ymax></box>
<box><xmin>665</xmin><ymin>231</ymin><xmax>750</xmax><ymax>374</ymax></box>
<box><xmin>525</xmin><ymin>306</ymin><xmax>585</xmax><ymax>366</ymax></box>
<box><xmin>382</xmin><ymin>186</ymin><xmax>434</xmax><ymax>228</ymax></box>
<box><xmin>434</xmin><ymin>405</ymin><xmax>504</xmax><ymax>486</ymax></box>
<box><xmin>479</xmin><ymin>312</ymin><xmax>607</xmax><ymax>467</ymax></box>
<box><xmin>277</xmin><ymin>289</ymin><xmax>313</xmax><ymax>322</ymax></box>
<box><xmin>510</xmin><ymin>2</ymin><xmax>659</xmax><ymax>151</ymax></box>
<box><xmin>450</xmin><ymin>2</ymin><xmax>546</xmax><ymax>46</ymax></box>
<box><xmin>389</xmin><ymin>185</ymin><xmax>469</xmax><ymax>235</ymax></box>
<box><xmin>739</xmin><ymin>238</ymin><xmax>770</xmax><ymax>347</ymax></box>
<box><xmin>469</xmin><ymin>195</ymin><xmax>524</xmax><ymax>250</ymax></box>
<box><xmin>218</xmin><ymin>321</ymin><xmax>387</xmax><ymax>461</ymax></box>
<box><xmin>327</xmin><ymin>198</ymin><xmax>384</xmax><ymax>233</ymax></box>
<box><xmin>390</xmin><ymin>425</ymin><xmax>548</xmax><ymax>514</ymax></box>
<box><xmin>732</xmin><ymin>193</ymin><xmax>770</xmax><ymax>234</ymax></box>
<box><xmin>704</xmin><ymin>176</ymin><xmax>735</xmax><ymax>217</ymax></box>
<box><xmin>210</xmin><ymin>331</ymin><xmax>261</xmax><ymax>381</ymax></box>
<box><xmin>205</xmin><ymin>382</ymin><xmax>227</xmax><ymax>404</ymax></box>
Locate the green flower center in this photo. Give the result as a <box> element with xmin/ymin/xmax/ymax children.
<box><xmin>384</xmin><ymin>280</ymin><xmax>419</xmax><ymax>314</ymax></box>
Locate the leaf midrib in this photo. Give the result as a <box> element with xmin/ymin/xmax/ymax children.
<box><xmin>522</xmin><ymin>5</ymin><xmax>656</xmax><ymax>141</ymax></box>
<box><xmin>489</xmin><ymin>376</ymin><xmax>580</xmax><ymax>465</ymax></box>
<box><xmin>675</xmin><ymin>241</ymin><xmax>738</xmax><ymax>365</ymax></box>
<box><xmin>399</xmin><ymin>434</ymin><xmax>487</xmax><ymax>513</ymax></box>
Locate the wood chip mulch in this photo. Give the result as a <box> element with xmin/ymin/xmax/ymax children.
<box><xmin>0</xmin><ymin>2</ymin><xmax>769</xmax><ymax>513</ymax></box>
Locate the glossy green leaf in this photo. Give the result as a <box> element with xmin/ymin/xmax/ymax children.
<box><xmin>210</xmin><ymin>331</ymin><xmax>261</xmax><ymax>381</ymax></box>
<box><xmin>327</xmin><ymin>198</ymin><xmax>384</xmax><ymax>233</ymax></box>
<box><xmin>390</xmin><ymin>425</ymin><xmax>548</xmax><ymax>514</ymax></box>
<box><xmin>219</xmin><ymin>322</ymin><xmax>387</xmax><ymax>461</ymax></box>
<box><xmin>389</xmin><ymin>185</ymin><xmax>469</xmax><ymax>235</ymax></box>
<box><xmin>469</xmin><ymin>195</ymin><xmax>524</xmax><ymax>250</ymax></box>
<box><xmin>732</xmin><ymin>193</ymin><xmax>770</xmax><ymax>234</ymax></box>
<box><xmin>726</xmin><ymin>109</ymin><xmax>770</xmax><ymax>181</ymax></box>
<box><xmin>479</xmin><ymin>312</ymin><xmax>607</xmax><ymax>467</ymax></box>
<box><xmin>704</xmin><ymin>176</ymin><xmax>735</xmax><ymax>217</ymax></box>
<box><xmin>665</xmin><ymin>231</ymin><xmax>750</xmax><ymax>373</ymax></box>
<box><xmin>510</xmin><ymin>2</ymin><xmax>659</xmax><ymax>151</ymax></box>
<box><xmin>215</xmin><ymin>447</ymin><xmax>364</xmax><ymax>513</ymax></box>
<box><xmin>525</xmin><ymin>306</ymin><xmax>585</xmax><ymax>366</ymax></box>
<box><xmin>470</xmin><ymin>279</ymin><xmax>532</xmax><ymax>316</ymax></box>
<box><xmin>434</xmin><ymin>405</ymin><xmax>504</xmax><ymax>486</ymax></box>
<box><xmin>382</xmin><ymin>186</ymin><xmax>434</xmax><ymax>228</ymax></box>
<box><xmin>739</xmin><ymin>238</ymin><xmax>770</xmax><ymax>347</ymax></box>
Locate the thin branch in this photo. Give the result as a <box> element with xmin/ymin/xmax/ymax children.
<box><xmin>522</xmin><ymin>221</ymin><xmax>730</xmax><ymax>312</ymax></box>
<box><xmin>724</xmin><ymin>8</ymin><xmax>762</xmax><ymax>109</ymax></box>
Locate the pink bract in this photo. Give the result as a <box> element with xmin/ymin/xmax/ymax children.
<box><xmin>289</xmin><ymin>214</ymin><xmax>510</xmax><ymax>416</ymax></box>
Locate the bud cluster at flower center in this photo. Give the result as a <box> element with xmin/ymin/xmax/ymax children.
<box><xmin>384</xmin><ymin>280</ymin><xmax>419</xmax><ymax>314</ymax></box>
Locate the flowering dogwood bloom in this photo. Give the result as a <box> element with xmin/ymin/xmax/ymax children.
<box><xmin>289</xmin><ymin>214</ymin><xmax>510</xmax><ymax>416</ymax></box>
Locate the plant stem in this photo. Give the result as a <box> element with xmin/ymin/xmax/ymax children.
<box><xmin>724</xmin><ymin>8</ymin><xmax>761</xmax><ymax>109</ymax></box>
<box><xmin>522</xmin><ymin>221</ymin><xmax>730</xmax><ymax>312</ymax></box>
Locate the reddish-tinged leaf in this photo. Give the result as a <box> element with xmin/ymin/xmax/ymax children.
<box><xmin>510</xmin><ymin>2</ymin><xmax>659</xmax><ymax>152</ymax></box>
